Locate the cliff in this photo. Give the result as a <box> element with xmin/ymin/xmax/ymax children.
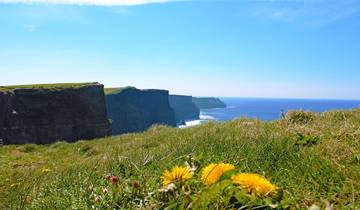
<box><xmin>105</xmin><ymin>87</ymin><xmax>176</xmax><ymax>135</ymax></box>
<box><xmin>0</xmin><ymin>83</ymin><xmax>111</xmax><ymax>145</ymax></box>
<box><xmin>169</xmin><ymin>95</ymin><xmax>200</xmax><ymax>122</ymax></box>
<box><xmin>192</xmin><ymin>97</ymin><xmax>227</xmax><ymax>109</ymax></box>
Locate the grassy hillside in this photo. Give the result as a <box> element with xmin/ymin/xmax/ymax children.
<box><xmin>192</xmin><ymin>97</ymin><xmax>226</xmax><ymax>109</ymax></box>
<box><xmin>104</xmin><ymin>87</ymin><xmax>136</xmax><ymax>95</ymax></box>
<box><xmin>0</xmin><ymin>82</ymin><xmax>96</xmax><ymax>92</ymax></box>
<box><xmin>1</xmin><ymin>109</ymin><xmax>360</xmax><ymax>209</ymax></box>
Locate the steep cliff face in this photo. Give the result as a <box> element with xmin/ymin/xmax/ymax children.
<box><xmin>106</xmin><ymin>87</ymin><xmax>176</xmax><ymax>135</ymax></box>
<box><xmin>192</xmin><ymin>97</ymin><xmax>227</xmax><ymax>109</ymax></box>
<box><xmin>0</xmin><ymin>83</ymin><xmax>111</xmax><ymax>144</ymax></box>
<box><xmin>169</xmin><ymin>95</ymin><xmax>200</xmax><ymax>122</ymax></box>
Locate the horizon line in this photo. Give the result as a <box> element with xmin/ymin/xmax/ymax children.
<box><xmin>194</xmin><ymin>96</ymin><xmax>360</xmax><ymax>101</ymax></box>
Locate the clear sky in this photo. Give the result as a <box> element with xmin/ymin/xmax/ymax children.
<box><xmin>0</xmin><ymin>0</ymin><xmax>359</xmax><ymax>99</ymax></box>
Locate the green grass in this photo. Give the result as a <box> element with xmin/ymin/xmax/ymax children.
<box><xmin>104</xmin><ymin>86</ymin><xmax>137</xmax><ymax>95</ymax></box>
<box><xmin>0</xmin><ymin>82</ymin><xmax>97</xmax><ymax>92</ymax></box>
<box><xmin>1</xmin><ymin>109</ymin><xmax>360</xmax><ymax>209</ymax></box>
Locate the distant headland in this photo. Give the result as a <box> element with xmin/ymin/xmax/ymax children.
<box><xmin>0</xmin><ymin>83</ymin><xmax>226</xmax><ymax>145</ymax></box>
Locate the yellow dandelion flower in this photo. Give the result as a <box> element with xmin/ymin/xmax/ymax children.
<box><xmin>201</xmin><ymin>163</ymin><xmax>235</xmax><ymax>186</ymax></box>
<box><xmin>161</xmin><ymin>166</ymin><xmax>192</xmax><ymax>186</ymax></box>
<box><xmin>231</xmin><ymin>173</ymin><xmax>278</xmax><ymax>197</ymax></box>
<box><xmin>41</xmin><ymin>168</ymin><xmax>52</xmax><ymax>173</ymax></box>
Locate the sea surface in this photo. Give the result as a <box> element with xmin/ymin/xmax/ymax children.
<box><xmin>181</xmin><ymin>98</ymin><xmax>360</xmax><ymax>127</ymax></box>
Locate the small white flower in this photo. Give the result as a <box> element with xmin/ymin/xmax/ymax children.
<box><xmin>158</xmin><ymin>183</ymin><xmax>176</xmax><ymax>192</ymax></box>
<box><xmin>184</xmin><ymin>161</ymin><xmax>197</xmax><ymax>175</ymax></box>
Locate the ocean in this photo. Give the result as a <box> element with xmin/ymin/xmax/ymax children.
<box><xmin>182</xmin><ymin>98</ymin><xmax>360</xmax><ymax>127</ymax></box>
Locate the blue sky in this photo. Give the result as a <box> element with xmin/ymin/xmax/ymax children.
<box><xmin>0</xmin><ymin>0</ymin><xmax>360</xmax><ymax>99</ymax></box>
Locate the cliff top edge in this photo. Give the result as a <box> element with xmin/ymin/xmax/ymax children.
<box><xmin>105</xmin><ymin>87</ymin><xmax>169</xmax><ymax>95</ymax></box>
<box><xmin>0</xmin><ymin>82</ymin><xmax>100</xmax><ymax>92</ymax></box>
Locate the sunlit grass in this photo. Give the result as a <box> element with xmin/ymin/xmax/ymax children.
<box><xmin>0</xmin><ymin>109</ymin><xmax>360</xmax><ymax>209</ymax></box>
<box><xmin>0</xmin><ymin>82</ymin><xmax>96</xmax><ymax>92</ymax></box>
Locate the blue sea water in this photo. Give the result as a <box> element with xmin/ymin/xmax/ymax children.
<box><xmin>199</xmin><ymin>98</ymin><xmax>360</xmax><ymax>122</ymax></box>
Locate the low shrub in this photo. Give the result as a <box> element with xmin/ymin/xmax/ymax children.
<box><xmin>294</xmin><ymin>133</ymin><xmax>320</xmax><ymax>146</ymax></box>
<box><xmin>285</xmin><ymin>110</ymin><xmax>316</xmax><ymax>124</ymax></box>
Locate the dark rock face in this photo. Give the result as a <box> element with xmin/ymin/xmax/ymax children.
<box><xmin>0</xmin><ymin>84</ymin><xmax>111</xmax><ymax>144</ymax></box>
<box><xmin>169</xmin><ymin>95</ymin><xmax>200</xmax><ymax>122</ymax></box>
<box><xmin>192</xmin><ymin>97</ymin><xmax>227</xmax><ymax>109</ymax></box>
<box><xmin>106</xmin><ymin>87</ymin><xmax>176</xmax><ymax>135</ymax></box>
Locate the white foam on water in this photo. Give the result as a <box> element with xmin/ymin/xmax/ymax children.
<box><xmin>178</xmin><ymin>113</ymin><xmax>217</xmax><ymax>129</ymax></box>
<box><xmin>199</xmin><ymin>114</ymin><xmax>215</xmax><ymax>120</ymax></box>
<box><xmin>178</xmin><ymin>119</ymin><xmax>209</xmax><ymax>129</ymax></box>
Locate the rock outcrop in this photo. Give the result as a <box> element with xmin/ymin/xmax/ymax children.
<box><xmin>169</xmin><ymin>95</ymin><xmax>200</xmax><ymax>123</ymax></box>
<box><xmin>0</xmin><ymin>83</ymin><xmax>111</xmax><ymax>144</ymax></box>
<box><xmin>192</xmin><ymin>97</ymin><xmax>226</xmax><ymax>109</ymax></box>
<box><xmin>106</xmin><ymin>87</ymin><xmax>176</xmax><ymax>135</ymax></box>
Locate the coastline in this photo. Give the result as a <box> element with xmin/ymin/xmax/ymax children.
<box><xmin>178</xmin><ymin>113</ymin><xmax>216</xmax><ymax>128</ymax></box>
